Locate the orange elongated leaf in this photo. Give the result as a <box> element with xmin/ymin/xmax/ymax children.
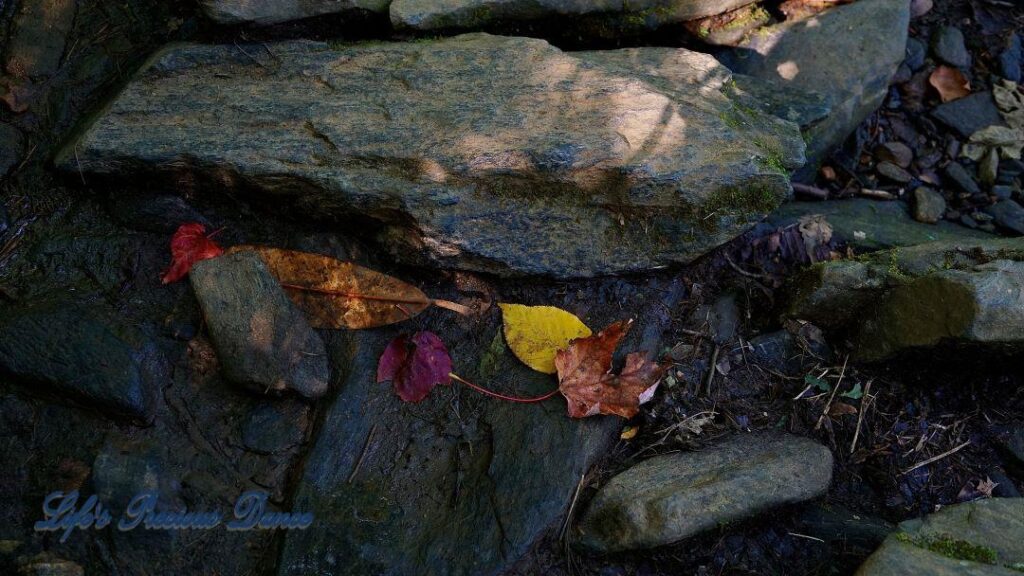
<box><xmin>228</xmin><ymin>245</ymin><xmax>433</xmax><ymax>329</ymax></box>
<box><xmin>555</xmin><ymin>319</ymin><xmax>667</xmax><ymax>419</ymax></box>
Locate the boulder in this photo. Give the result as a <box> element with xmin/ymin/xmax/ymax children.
<box><xmin>575</xmin><ymin>434</ymin><xmax>833</xmax><ymax>553</ymax></box>
<box><xmin>0</xmin><ymin>299</ymin><xmax>162</xmax><ymax>422</ymax></box>
<box><xmin>856</xmin><ymin>499</ymin><xmax>1024</xmax><ymax>576</ymax></box>
<box><xmin>785</xmin><ymin>239</ymin><xmax>1024</xmax><ymax>361</ymax></box>
<box><xmin>57</xmin><ymin>34</ymin><xmax>805</xmax><ymax>278</ymax></box>
<box><xmin>390</xmin><ymin>0</ymin><xmax>759</xmax><ymax>31</ymax></box>
<box><xmin>189</xmin><ymin>252</ymin><xmax>330</xmax><ymax>399</ymax></box>
<box><xmin>719</xmin><ymin>0</ymin><xmax>910</xmax><ymax>181</ymax></box>
<box><xmin>277</xmin><ymin>274</ymin><xmax>686</xmax><ymax>576</ymax></box>
<box><xmin>198</xmin><ymin>0</ymin><xmax>390</xmax><ymax>26</ymax></box>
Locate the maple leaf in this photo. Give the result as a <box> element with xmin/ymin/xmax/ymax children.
<box><xmin>555</xmin><ymin>319</ymin><xmax>667</xmax><ymax>419</ymax></box>
<box><xmin>377</xmin><ymin>331</ymin><xmax>452</xmax><ymax>402</ymax></box>
<box><xmin>162</xmin><ymin>223</ymin><xmax>224</xmax><ymax>284</ymax></box>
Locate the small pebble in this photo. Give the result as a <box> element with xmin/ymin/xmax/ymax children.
<box><xmin>876</xmin><ymin>142</ymin><xmax>914</xmax><ymax>168</ymax></box>
<box><xmin>931</xmin><ymin>26</ymin><xmax>971</xmax><ymax>69</ymax></box>
<box><xmin>877</xmin><ymin>161</ymin><xmax>913</xmax><ymax>183</ymax></box>
<box><xmin>943</xmin><ymin>161</ymin><xmax>982</xmax><ymax>196</ymax></box>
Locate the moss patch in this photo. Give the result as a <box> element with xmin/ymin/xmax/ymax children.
<box><xmin>895</xmin><ymin>532</ymin><xmax>999</xmax><ymax>565</ymax></box>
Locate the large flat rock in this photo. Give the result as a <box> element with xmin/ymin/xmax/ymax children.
<box><xmin>199</xmin><ymin>0</ymin><xmax>390</xmax><ymax>26</ymax></box>
<box><xmin>278</xmin><ymin>275</ymin><xmax>685</xmax><ymax>576</ymax></box>
<box><xmin>58</xmin><ymin>34</ymin><xmax>805</xmax><ymax>278</ymax></box>
<box><xmin>719</xmin><ymin>0</ymin><xmax>910</xmax><ymax>181</ymax></box>
<box><xmin>390</xmin><ymin>0</ymin><xmax>758</xmax><ymax>31</ymax></box>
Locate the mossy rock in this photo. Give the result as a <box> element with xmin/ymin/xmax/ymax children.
<box><xmin>856</xmin><ymin>499</ymin><xmax>1024</xmax><ymax>576</ymax></box>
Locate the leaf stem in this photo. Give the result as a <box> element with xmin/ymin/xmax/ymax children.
<box><xmin>449</xmin><ymin>373</ymin><xmax>559</xmax><ymax>404</ymax></box>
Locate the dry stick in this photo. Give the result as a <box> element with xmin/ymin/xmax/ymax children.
<box><xmin>704</xmin><ymin>345</ymin><xmax>721</xmax><ymax>397</ymax></box>
<box><xmin>860</xmin><ymin>188</ymin><xmax>897</xmax><ymax>200</ymax></box>
<box><xmin>560</xmin><ymin>473</ymin><xmax>586</xmax><ymax>542</ymax></box>
<box><xmin>347</xmin><ymin>423</ymin><xmax>378</xmax><ymax>484</ymax></box>
<box><xmin>815</xmin><ymin>355</ymin><xmax>849</xmax><ymax>431</ymax></box>
<box><xmin>901</xmin><ymin>441</ymin><xmax>971</xmax><ymax>476</ymax></box>
<box><xmin>792</xmin><ymin>183</ymin><xmax>829</xmax><ymax>200</ymax></box>
<box><xmin>849</xmin><ymin>379</ymin><xmax>874</xmax><ymax>455</ymax></box>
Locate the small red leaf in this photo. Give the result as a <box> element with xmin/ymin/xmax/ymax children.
<box><xmin>162</xmin><ymin>223</ymin><xmax>224</xmax><ymax>284</ymax></box>
<box><xmin>377</xmin><ymin>331</ymin><xmax>452</xmax><ymax>402</ymax></box>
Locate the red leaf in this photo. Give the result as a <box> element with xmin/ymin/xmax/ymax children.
<box><xmin>555</xmin><ymin>319</ymin><xmax>667</xmax><ymax>419</ymax></box>
<box><xmin>377</xmin><ymin>331</ymin><xmax>452</xmax><ymax>402</ymax></box>
<box><xmin>162</xmin><ymin>223</ymin><xmax>224</xmax><ymax>284</ymax></box>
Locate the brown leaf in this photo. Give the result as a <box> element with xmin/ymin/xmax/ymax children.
<box><xmin>555</xmin><ymin>320</ymin><xmax>667</xmax><ymax>419</ymax></box>
<box><xmin>229</xmin><ymin>246</ymin><xmax>432</xmax><ymax>329</ymax></box>
<box><xmin>929</xmin><ymin>66</ymin><xmax>971</xmax><ymax>103</ymax></box>
<box><xmin>828</xmin><ymin>402</ymin><xmax>858</xmax><ymax>417</ymax></box>
<box><xmin>976</xmin><ymin>477</ymin><xmax>998</xmax><ymax>498</ymax></box>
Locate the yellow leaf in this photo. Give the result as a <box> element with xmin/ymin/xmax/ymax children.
<box><xmin>498</xmin><ymin>303</ymin><xmax>591</xmax><ymax>374</ymax></box>
<box><xmin>620</xmin><ymin>426</ymin><xmax>639</xmax><ymax>440</ymax></box>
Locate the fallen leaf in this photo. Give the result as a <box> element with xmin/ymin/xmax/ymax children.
<box><xmin>162</xmin><ymin>223</ymin><xmax>224</xmax><ymax>284</ymax></box>
<box><xmin>499</xmin><ymin>303</ymin><xmax>592</xmax><ymax>374</ymax></box>
<box><xmin>976</xmin><ymin>477</ymin><xmax>998</xmax><ymax>498</ymax></box>
<box><xmin>230</xmin><ymin>246</ymin><xmax>434</xmax><ymax>329</ymax></box>
<box><xmin>377</xmin><ymin>331</ymin><xmax>452</xmax><ymax>402</ymax></box>
<box><xmin>829</xmin><ymin>402</ymin><xmax>858</xmax><ymax>417</ymax></box>
<box><xmin>797</xmin><ymin>215</ymin><xmax>833</xmax><ymax>263</ymax></box>
<box><xmin>620</xmin><ymin>426</ymin><xmax>639</xmax><ymax>440</ymax></box>
<box><xmin>555</xmin><ymin>320</ymin><xmax>667</xmax><ymax>419</ymax></box>
<box><xmin>841</xmin><ymin>382</ymin><xmax>864</xmax><ymax>400</ymax></box>
<box><xmin>929</xmin><ymin>66</ymin><xmax>971</xmax><ymax>103</ymax></box>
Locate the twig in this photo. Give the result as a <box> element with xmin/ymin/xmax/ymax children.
<box><xmin>347</xmin><ymin>424</ymin><xmax>378</xmax><ymax>483</ymax></box>
<box><xmin>849</xmin><ymin>379</ymin><xmax>874</xmax><ymax>455</ymax></box>
<box><xmin>560</xmin><ymin>473</ymin><xmax>586</xmax><ymax>542</ymax></box>
<box><xmin>704</xmin><ymin>345</ymin><xmax>720</xmax><ymax>396</ymax></box>
<box><xmin>792</xmin><ymin>183</ymin><xmax>829</xmax><ymax>200</ymax></box>
<box><xmin>815</xmin><ymin>356</ymin><xmax>848</xmax><ymax>430</ymax></box>
<box><xmin>860</xmin><ymin>188</ymin><xmax>897</xmax><ymax>200</ymax></box>
<box><xmin>788</xmin><ymin>532</ymin><xmax>826</xmax><ymax>543</ymax></box>
<box><xmin>900</xmin><ymin>441</ymin><xmax>971</xmax><ymax>476</ymax></box>
<box><xmin>724</xmin><ymin>254</ymin><xmax>769</xmax><ymax>279</ymax></box>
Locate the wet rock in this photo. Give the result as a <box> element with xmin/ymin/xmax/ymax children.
<box><xmin>684</xmin><ymin>4</ymin><xmax>772</xmax><ymax>47</ymax></box>
<box><xmin>390</xmin><ymin>0</ymin><xmax>759</xmax><ymax>31</ymax></box>
<box><xmin>0</xmin><ymin>299</ymin><xmax>162</xmax><ymax>422</ymax></box>
<box><xmin>4</xmin><ymin>0</ymin><xmax>77</xmax><ymax>79</ymax></box>
<box><xmin>1000</xmin><ymin>33</ymin><xmax>1022</xmax><ymax>83</ymax></box>
<box><xmin>856</xmin><ymin>499</ymin><xmax>1024</xmax><ymax>576</ymax></box>
<box><xmin>0</xmin><ymin>123</ymin><xmax>24</xmax><ymax>176</ymax></box>
<box><xmin>944</xmin><ymin>161</ymin><xmax>982</xmax><ymax>196</ymax></box>
<box><xmin>106</xmin><ymin>193</ymin><xmax>210</xmax><ymax>234</ymax></box>
<box><xmin>278</xmin><ymin>275</ymin><xmax>685</xmax><ymax>576</ymax></box>
<box><xmin>189</xmin><ymin>252</ymin><xmax>329</xmax><ymax>399</ymax></box>
<box><xmin>980</xmin><ymin>149</ymin><xmax>1000</xmax><ymax>188</ymax></box>
<box><xmin>913</xmin><ymin>187</ymin><xmax>946</xmax><ymax>224</ymax></box>
<box><xmin>993</xmin><ymin>185</ymin><xmax>1015</xmax><ymax>201</ymax></box>
<box><xmin>876</xmin><ymin>142</ymin><xmax>914</xmax><ymax>169</ymax></box>
<box><xmin>905</xmin><ymin>38</ymin><xmax>927</xmax><ymax>71</ymax></box>
<box><xmin>747</xmin><ymin>326</ymin><xmax>832</xmax><ymax>375</ymax></box>
<box><xmin>719</xmin><ymin>0</ymin><xmax>910</xmax><ymax>181</ymax></box>
<box><xmin>576</xmin><ymin>434</ymin><xmax>833</xmax><ymax>553</ymax></box>
<box><xmin>997</xmin><ymin>426</ymin><xmax>1024</xmax><ymax>468</ymax></box>
<box><xmin>797</xmin><ymin>504</ymin><xmax>893</xmax><ymax>553</ymax></box>
<box><xmin>686</xmin><ymin>291</ymin><xmax>740</xmax><ymax>345</ymax></box>
<box><xmin>241</xmin><ymin>400</ymin><xmax>309</xmax><ymax>454</ymax></box>
<box><xmin>765</xmin><ymin>199</ymin><xmax>989</xmax><ymax>254</ymax></box>
<box><xmin>877</xmin><ymin>161</ymin><xmax>913</xmax><ymax>184</ymax></box>
<box><xmin>931</xmin><ymin>26</ymin><xmax>971</xmax><ymax>69</ymax></box>
<box><xmin>932</xmin><ymin>92</ymin><xmax>1006</xmax><ymax>138</ymax></box>
<box><xmin>58</xmin><ymin>35</ymin><xmax>804</xmax><ymax>278</ymax></box>
<box><xmin>785</xmin><ymin>239</ymin><xmax>1024</xmax><ymax>361</ymax></box>
<box><xmin>16</xmin><ymin>553</ymin><xmax>83</xmax><ymax>576</ymax></box>
<box><xmin>198</xmin><ymin>0</ymin><xmax>389</xmax><ymax>25</ymax></box>
<box><xmin>984</xmin><ymin>200</ymin><xmax>1024</xmax><ymax>235</ymax></box>
<box><xmin>729</xmin><ymin>74</ymin><xmax>832</xmax><ymax>131</ymax></box>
